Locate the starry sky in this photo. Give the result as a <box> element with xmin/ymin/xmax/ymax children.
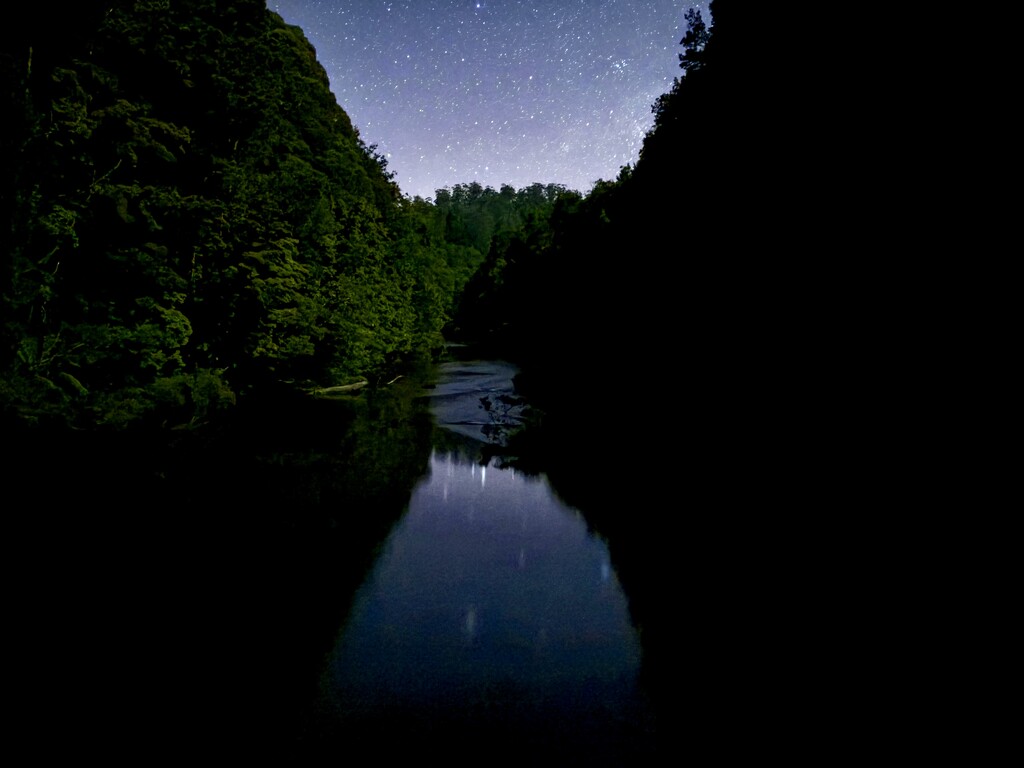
<box><xmin>268</xmin><ymin>1</ymin><xmax>709</xmax><ymax>200</ymax></box>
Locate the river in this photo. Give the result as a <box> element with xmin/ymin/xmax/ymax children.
<box><xmin>295</xmin><ymin>353</ymin><xmax>656</xmax><ymax>762</ymax></box>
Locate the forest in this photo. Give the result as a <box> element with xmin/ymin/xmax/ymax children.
<box><xmin>2</xmin><ymin>1</ymin><xmax>761</xmax><ymax>435</ymax></box>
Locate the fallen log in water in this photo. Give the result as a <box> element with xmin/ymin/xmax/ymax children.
<box><xmin>309</xmin><ymin>380</ymin><xmax>368</xmax><ymax>397</ymax></box>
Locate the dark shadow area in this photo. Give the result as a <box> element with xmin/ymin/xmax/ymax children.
<box><xmin>5</xmin><ymin>380</ymin><xmax>436</xmax><ymax>761</ymax></box>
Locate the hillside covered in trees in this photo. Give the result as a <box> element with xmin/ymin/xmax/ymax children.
<box><xmin>0</xmin><ymin>0</ymin><xmax>579</xmax><ymax>431</ymax></box>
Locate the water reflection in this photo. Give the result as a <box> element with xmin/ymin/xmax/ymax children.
<box><xmin>317</xmin><ymin>449</ymin><xmax>652</xmax><ymax>758</ymax></box>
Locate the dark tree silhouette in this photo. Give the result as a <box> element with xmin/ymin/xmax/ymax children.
<box><xmin>679</xmin><ymin>7</ymin><xmax>711</xmax><ymax>72</ymax></box>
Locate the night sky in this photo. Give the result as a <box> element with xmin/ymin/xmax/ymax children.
<box><xmin>268</xmin><ymin>1</ymin><xmax>709</xmax><ymax>200</ymax></box>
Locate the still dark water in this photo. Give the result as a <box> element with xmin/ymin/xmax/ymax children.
<box><xmin>9</xmin><ymin>352</ymin><xmax>657</xmax><ymax>763</ymax></box>
<box><xmin>303</xmin><ymin>357</ymin><xmax>655</xmax><ymax>762</ymax></box>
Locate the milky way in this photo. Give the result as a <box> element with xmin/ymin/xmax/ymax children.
<box><xmin>269</xmin><ymin>1</ymin><xmax>709</xmax><ymax>200</ymax></box>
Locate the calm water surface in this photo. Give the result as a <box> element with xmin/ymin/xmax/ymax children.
<box><xmin>310</xmin><ymin>358</ymin><xmax>655</xmax><ymax>760</ymax></box>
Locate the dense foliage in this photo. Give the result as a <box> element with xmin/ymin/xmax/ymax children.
<box><xmin>0</xmin><ymin>1</ymin><xmax>571</xmax><ymax>431</ymax></box>
<box><xmin>2</xmin><ymin>1</ymin><xmax>396</xmax><ymax>427</ymax></box>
